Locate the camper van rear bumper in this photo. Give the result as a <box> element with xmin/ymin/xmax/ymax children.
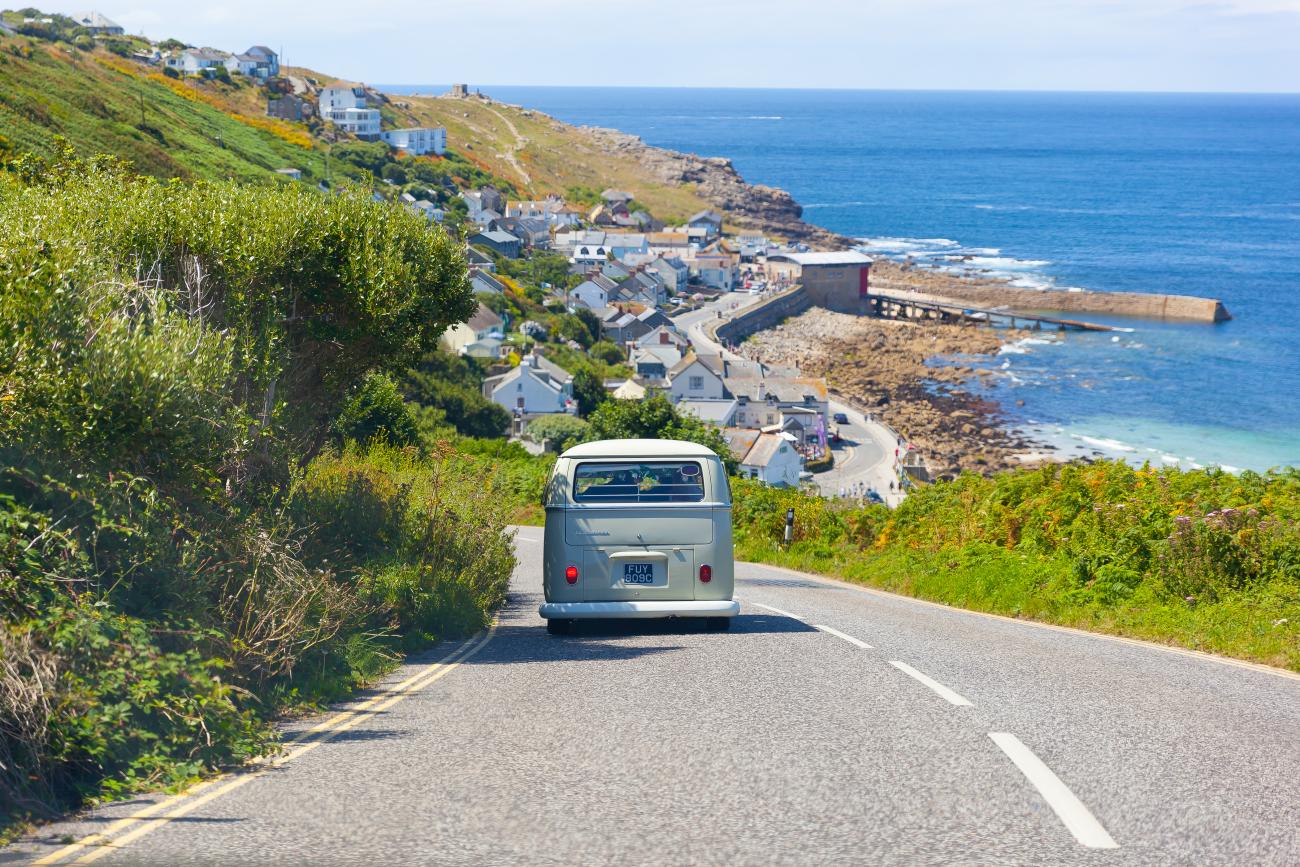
<box><xmin>539</xmin><ymin>600</ymin><xmax>739</xmax><ymax>620</ymax></box>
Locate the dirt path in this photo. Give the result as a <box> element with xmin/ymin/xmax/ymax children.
<box><xmin>482</xmin><ymin>103</ymin><xmax>532</xmax><ymax>189</ymax></box>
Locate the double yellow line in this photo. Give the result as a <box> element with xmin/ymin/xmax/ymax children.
<box><xmin>34</xmin><ymin>624</ymin><xmax>498</xmax><ymax>865</ymax></box>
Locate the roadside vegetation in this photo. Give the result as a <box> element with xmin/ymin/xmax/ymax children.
<box><xmin>0</xmin><ymin>150</ymin><xmax>516</xmax><ymax>833</ymax></box>
<box><xmin>731</xmin><ymin>462</ymin><xmax>1300</xmax><ymax>672</ymax></box>
<box><xmin>491</xmin><ymin>413</ymin><xmax>1297</xmax><ymax>671</ymax></box>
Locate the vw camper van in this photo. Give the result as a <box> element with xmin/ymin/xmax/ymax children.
<box><xmin>539</xmin><ymin>439</ymin><xmax>738</xmax><ymax>634</ymax></box>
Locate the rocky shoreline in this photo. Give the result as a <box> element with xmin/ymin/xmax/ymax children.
<box><xmin>579</xmin><ymin>126</ymin><xmax>856</xmax><ymax>250</ymax></box>
<box><xmin>738</xmin><ymin>307</ymin><xmax>1052</xmax><ymax>478</ymax></box>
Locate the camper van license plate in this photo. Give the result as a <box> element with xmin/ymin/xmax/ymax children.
<box><xmin>623</xmin><ymin>563</ymin><xmax>655</xmax><ymax>584</ymax></box>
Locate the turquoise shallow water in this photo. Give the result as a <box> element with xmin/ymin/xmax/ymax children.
<box><xmin>386</xmin><ymin>86</ymin><xmax>1300</xmax><ymax>470</ymax></box>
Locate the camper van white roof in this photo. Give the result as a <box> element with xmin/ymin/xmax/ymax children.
<box><xmin>561</xmin><ymin>438</ymin><xmax>719</xmax><ymax>459</ymax></box>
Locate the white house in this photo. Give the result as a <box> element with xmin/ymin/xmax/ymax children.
<box><xmin>569</xmin><ymin>275</ymin><xmax>616</xmax><ymax>311</ymax></box>
<box><xmin>440</xmin><ymin>302</ymin><xmax>503</xmax><ymax>355</ymax></box>
<box><xmin>677</xmin><ymin>398</ymin><xmax>738</xmax><ymax>428</ymax></box>
<box><xmin>319</xmin><ymin>83</ymin><xmax>381</xmax><ymax>139</ymax></box>
<box><xmin>630</xmin><ymin>344</ymin><xmax>682</xmax><ymax>381</ymax></box>
<box><xmin>226</xmin><ymin>46</ymin><xmax>278</xmax><ymax>78</ymax></box>
<box><xmin>505</xmin><ymin>197</ymin><xmax>576</xmax><ymax>226</ymax></box>
<box><xmin>738</xmin><ymin>432</ymin><xmax>802</xmax><ymax>486</ymax></box>
<box><xmin>632</xmin><ymin>325</ymin><xmax>689</xmax><ymax>353</ymax></box>
<box><xmin>647</xmin><ymin>256</ymin><xmax>690</xmax><ymax>293</ymax></box>
<box><xmin>685</xmin><ymin>250</ymin><xmax>738</xmax><ymax>292</ymax></box>
<box><xmin>572</xmin><ymin>243</ymin><xmax>611</xmax><ymax>265</ymax></box>
<box><xmin>482</xmin><ymin>354</ymin><xmax>575</xmax><ymax>416</ymax></box>
<box><xmin>668</xmin><ymin>353</ymin><xmax>726</xmax><ymax>401</ymax></box>
<box><xmin>172</xmin><ymin>48</ymin><xmax>231</xmax><ymax>74</ymax></box>
<box><xmin>382</xmin><ymin>127</ymin><xmax>446</xmax><ymax>156</ymax></box>
<box><xmin>728</xmin><ymin>376</ymin><xmax>830</xmax><ymax>431</ymax></box>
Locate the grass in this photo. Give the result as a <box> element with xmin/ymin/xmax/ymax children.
<box><xmin>0</xmin><ymin>36</ymin><xmax>718</xmax><ymax>218</ymax></box>
<box><xmin>731</xmin><ymin>464</ymin><xmax>1300</xmax><ymax>672</ymax></box>
<box><xmin>0</xmin><ymin>39</ymin><xmax>324</xmax><ymax>181</ymax></box>
<box><xmin>397</xmin><ymin>93</ymin><xmax>715</xmax><ymax>220</ymax></box>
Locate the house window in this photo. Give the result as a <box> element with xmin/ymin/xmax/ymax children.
<box><xmin>689</xmin><ymin>376</ymin><xmax>704</xmax><ymax>390</ymax></box>
<box><xmin>516</xmin><ymin>382</ymin><xmax>522</xmax><ymax>391</ymax></box>
<box><xmin>767</xmin><ymin>413</ymin><xmax>775</xmax><ymax>424</ymax></box>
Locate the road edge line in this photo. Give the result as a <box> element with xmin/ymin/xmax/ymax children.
<box><xmin>31</xmin><ymin>630</ymin><xmax>486</xmax><ymax>865</ymax></box>
<box><xmin>743</xmin><ymin>560</ymin><xmax>1300</xmax><ymax>682</ymax></box>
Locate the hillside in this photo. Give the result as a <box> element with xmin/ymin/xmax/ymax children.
<box><xmin>0</xmin><ymin>21</ymin><xmax>838</xmax><ymax>242</ymax></box>
<box><xmin>0</xmin><ymin>38</ymin><xmax>326</xmax><ymax>180</ymax></box>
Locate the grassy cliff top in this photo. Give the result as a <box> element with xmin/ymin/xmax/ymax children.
<box><xmin>0</xmin><ymin>34</ymin><xmax>715</xmax><ymax>221</ymax></box>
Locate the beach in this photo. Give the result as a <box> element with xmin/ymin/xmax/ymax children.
<box><xmin>737</xmin><ymin>306</ymin><xmax>1050</xmax><ymax>478</ymax></box>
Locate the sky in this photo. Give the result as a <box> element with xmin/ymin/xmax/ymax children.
<box><xmin>74</xmin><ymin>1</ymin><xmax>1300</xmax><ymax>92</ymax></box>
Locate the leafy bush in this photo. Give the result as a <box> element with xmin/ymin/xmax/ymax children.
<box><xmin>584</xmin><ymin>395</ymin><xmax>736</xmax><ymax>472</ymax></box>
<box><xmin>334</xmin><ymin>372</ymin><xmax>422</xmax><ymax>448</ymax></box>
<box><xmin>525</xmin><ymin>414</ymin><xmax>590</xmax><ymax>451</ymax></box>
<box><xmin>0</xmin><ymin>152</ymin><xmax>515</xmax><ymax>831</ymax></box>
<box><xmin>589</xmin><ymin>340</ymin><xmax>626</xmax><ymax>366</ymax></box>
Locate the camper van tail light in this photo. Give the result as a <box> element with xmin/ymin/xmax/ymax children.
<box><xmin>565</xmin><ymin>565</ymin><xmax>579</xmax><ymax>584</ymax></box>
<box><xmin>699</xmin><ymin>564</ymin><xmax>712</xmax><ymax>583</ymax></box>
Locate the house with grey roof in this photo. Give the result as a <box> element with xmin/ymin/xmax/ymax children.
<box><xmin>482</xmin><ymin>354</ymin><xmax>575</xmax><ymax>418</ymax></box>
<box><xmin>737</xmin><ymin>431</ymin><xmax>803</xmax><ymax>486</ymax></box>
<box><xmin>668</xmin><ymin>353</ymin><xmax>727</xmax><ymax>401</ymax></box>
<box><xmin>469</xmin><ymin>230</ymin><xmax>523</xmax><ymax>259</ymax></box>
<box><xmin>648</xmin><ymin>256</ymin><xmax>690</xmax><ymax>293</ymax></box>
<box><xmin>688</xmin><ymin>209</ymin><xmax>724</xmax><ymax>240</ymax></box>
<box><xmin>727</xmin><ymin>376</ymin><xmax>829</xmax><ymax>431</ymax></box>
<box><xmin>471</xmin><ymin>271</ymin><xmax>506</xmax><ymax>296</ymax></box>
<box><xmin>228</xmin><ymin>46</ymin><xmax>278</xmax><ymax>78</ymax></box>
<box><xmin>632</xmin><ymin>325</ymin><xmax>689</xmax><ymax>352</ymax></box>
<box><xmin>570</xmin><ymin>273</ymin><xmax>618</xmax><ymax>311</ymax></box>
<box><xmin>73</xmin><ymin>11</ymin><xmax>123</xmax><ymax>34</ymax></box>
<box><xmin>677</xmin><ymin>398</ymin><xmax>738</xmax><ymax>428</ymax></box>
<box><xmin>169</xmin><ymin>48</ymin><xmax>232</xmax><ymax>75</ymax></box>
<box><xmin>441</xmin><ymin>302</ymin><xmax>504</xmax><ymax>355</ymax></box>
<box><xmin>491</xmin><ymin>217</ymin><xmax>549</xmax><ymax>250</ymax></box>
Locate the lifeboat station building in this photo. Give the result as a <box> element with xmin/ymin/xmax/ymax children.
<box><xmin>766</xmin><ymin>251</ymin><xmax>872</xmax><ymax>314</ymax></box>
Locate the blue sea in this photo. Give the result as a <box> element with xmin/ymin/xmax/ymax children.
<box><xmin>387</xmin><ymin>86</ymin><xmax>1300</xmax><ymax>471</ymax></box>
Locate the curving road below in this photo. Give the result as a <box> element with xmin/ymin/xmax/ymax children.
<box><xmin>10</xmin><ymin>528</ymin><xmax>1300</xmax><ymax>866</ymax></box>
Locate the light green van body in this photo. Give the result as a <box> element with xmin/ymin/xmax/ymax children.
<box><xmin>539</xmin><ymin>439</ymin><xmax>738</xmax><ymax>621</ymax></box>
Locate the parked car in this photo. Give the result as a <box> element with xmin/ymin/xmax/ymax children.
<box><xmin>539</xmin><ymin>439</ymin><xmax>738</xmax><ymax>634</ymax></box>
<box><xmin>865</xmin><ymin>490</ymin><xmax>884</xmax><ymax>504</ymax></box>
<box><xmin>833</xmin><ymin>412</ymin><xmax>850</xmax><ymax>425</ymax></box>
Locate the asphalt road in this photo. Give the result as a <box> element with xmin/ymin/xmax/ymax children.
<box><xmin>11</xmin><ymin>527</ymin><xmax>1300</xmax><ymax>866</ymax></box>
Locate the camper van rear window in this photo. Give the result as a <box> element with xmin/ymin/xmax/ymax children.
<box><xmin>573</xmin><ymin>461</ymin><xmax>706</xmax><ymax>504</ymax></box>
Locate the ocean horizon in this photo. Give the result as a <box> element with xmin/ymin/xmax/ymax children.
<box><xmin>384</xmin><ymin>85</ymin><xmax>1300</xmax><ymax>471</ymax></box>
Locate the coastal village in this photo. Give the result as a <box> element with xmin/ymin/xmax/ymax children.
<box><xmin>0</xmin><ymin>9</ymin><xmax>914</xmax><ymax>497</ymax></box>
<box><xmin>0</xmin><ymin>10</ymin><xmax>1228</xmax><ymax>496</ymax></box>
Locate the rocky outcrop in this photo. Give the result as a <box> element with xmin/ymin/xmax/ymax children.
<box><xmin>580</xmin><ymin>126</ymin><xmax>855</xmax><ymax>248</ymax></box>
<box><xmin>740</xmin><ymin>307</ymin><xmax>1044</xmax><ymax>478</ymax></box>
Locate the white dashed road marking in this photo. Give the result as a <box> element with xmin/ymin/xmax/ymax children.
<box><xmin>888</xmin><ymin>660</ymin><xmax>973</xmax><ymax>706</ymax></box>
<box><xmin>814</xmin><ymin>624</ymin><xmax>873</xmax><ymax>649</ymax></box>
<box><xmin>747</xmin><ymin>601</ymin><xmax>804</xmax><ymax>620</ymax></box>
<box><xmin>989</xmin><ymin>732</ymin><xmax>1119</xmax><ymax>849</ymax></box>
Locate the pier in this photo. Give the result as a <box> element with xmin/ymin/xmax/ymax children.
<box><xmin>867</xmin><ymin>290</ymin><xmax>1120</xmax><ymax>332</ymax></box>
